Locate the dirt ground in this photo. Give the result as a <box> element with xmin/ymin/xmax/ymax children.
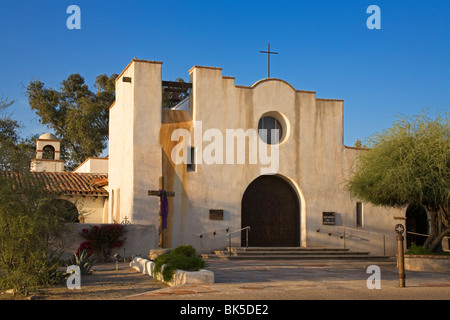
<box><xmin>0</xmin><ymin>262</ymin><xmax>168</xmax><ymax>300</ymax></box>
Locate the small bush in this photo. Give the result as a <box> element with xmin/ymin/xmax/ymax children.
<box><xmin>154</xmin><ymin>245</ymin><xmax>206</xmax><ymax>282</ymax></box>
<box><xmin>170</xmin><ymin>245</ymin><xmax>197</xmax><ymax>257</ymax></box>
<box><xmin>405</xmin><ymin>242</ymin><xmax>450</xmax><ymax>255</ymax></box>
<box><xmin>77</xmin><ymin>223</ymin><xmax>127</xmax><ymax>261</ymax></box>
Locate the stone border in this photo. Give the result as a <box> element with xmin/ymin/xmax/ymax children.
<box><xmin>405</xmin><ymin>254</ymin><xmax>450</xmax><ymax>259</ymax></box>
<box><xmin>130</xmin><ymin>257</ymin><xmax>214</xmax><ymax>286</ymax></box>
<box><xmin>404</xmin><ymin>254</ymin><xmax>450</xmax><ymax>273</ymax></box>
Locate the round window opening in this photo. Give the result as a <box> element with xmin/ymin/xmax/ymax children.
<box><xmin>258</xmin><ymin>116</ymin><xmax>283</xmax><ymax>144</ymax></box>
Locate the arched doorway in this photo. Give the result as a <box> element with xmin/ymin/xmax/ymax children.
<box><xmin>53</xmin><ymin>199</ymin><xmax>80</xmax><ymax>223</ymax></box>
<box><xmin>406</xmin><ymin>205</ymin><xmax>428</xmax><ymax>247</ymax></box>
<box><xmin>241</xmin><ymin>175</ymin><xmax>300</xmax><ymax>247</ymax></box>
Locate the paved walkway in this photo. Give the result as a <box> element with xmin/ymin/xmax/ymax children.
<box><xmin>124</xmin><ymin>258</ymin><xmax>450</xmax><ymax>300</ymax></box>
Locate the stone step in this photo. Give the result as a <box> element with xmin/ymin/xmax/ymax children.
<box><xmin>202</xmin><ymin>254</ymin><xmax>390</xmax><ymax>260</ymax></box>
<box><xmin>203</xmin><ymin>247</ymin><xmax>389</xmax><ymax>261</ymax></box>
<box><xmin>227</xmin><ymin>247</ymin><xmax>351</xmax><ymax>252</ymax></box>
<box><xmin>212</xmin><ymin>250</ymin><xmax>370</xmax><ymax>256</ymax></box>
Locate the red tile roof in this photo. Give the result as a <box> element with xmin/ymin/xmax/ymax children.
<box><xmin>1</xmin><ymin>171</ymin><xmax>108</xmax><ymax>196</ymax></box>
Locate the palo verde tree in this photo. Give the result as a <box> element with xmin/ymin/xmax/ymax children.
<box><xmin>26</xmin><ymin>73</ymin><xmax>117</xmax><ymax>170</ymax></box>
<box><xmin>0</xmin><ymin>173</ymin><xmax>73</xmax><ymax>295</ymax></box>
<box><xmin>346</xmin><ymin>111</ymin><xmax>449</xmax><ymax>251</ymax></box>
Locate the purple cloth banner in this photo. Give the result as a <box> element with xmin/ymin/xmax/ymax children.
<box><xmin>159</xmin><ymin>189</ymin><xmax>168</xmax><ymax>229</ymax></box>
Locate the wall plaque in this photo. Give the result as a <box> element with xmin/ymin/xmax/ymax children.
<box><xmin>209</xmin><ymin>209</ymin><xmax>224</xmax><ymax>220</ymax></box>
<box><xmin>322</xmin><ymin>212</ymin><xmax>335</xmax><ymax>225</ymax></box>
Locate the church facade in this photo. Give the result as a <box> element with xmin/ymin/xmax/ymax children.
<box><xmin>108</xmin><ymin>58</ymin><xmax>403</xmax><ymax>256</ymax></box>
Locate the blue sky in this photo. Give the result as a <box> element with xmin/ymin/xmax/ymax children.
<box><xmin>0</xmin><ymin>0</ymin><xmax>448</xmax><ymax>148</ymax></box>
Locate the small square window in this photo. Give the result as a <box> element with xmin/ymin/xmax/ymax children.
<box><xmin>187</xmin><ymin>147</ymin><xmax>196</xmax><ymax>172</ymax></box>
<box><xmin>356</xmin><ymin>202</ymin><xmax>363</xmax><ymax>227</ymax></box>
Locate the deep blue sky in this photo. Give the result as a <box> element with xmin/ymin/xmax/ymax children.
<box><xmin>0</xmin><ymin>0</ymin><xmax>448</xmax><ymax>149</ymax></box>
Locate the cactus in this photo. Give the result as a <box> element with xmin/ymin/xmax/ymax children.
<box><xmin>71</xmin><ymin>250</ymin><xmax>96</xmax><ymax>275</ymax></box>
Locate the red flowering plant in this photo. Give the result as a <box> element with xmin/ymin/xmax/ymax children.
<box><xmin>77</xmin><ymin>223</ymin><xmax>127</xmax><ymax>262</ymax></box>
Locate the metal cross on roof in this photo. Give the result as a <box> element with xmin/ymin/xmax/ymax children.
<box><xmin>260</xmin><ymin>42</ymin><xmax>278</xmax><ymax>78</ymax></box>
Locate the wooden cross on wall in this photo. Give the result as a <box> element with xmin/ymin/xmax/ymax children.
<box><xmin>148</xmin><ymin>176</ymin><xmax>175</xmax><ymax>248</ymax></box>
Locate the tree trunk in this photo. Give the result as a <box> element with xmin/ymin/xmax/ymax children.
<box><xmin>423</xmin><ymin>211</ymin><xmax>437</xmax><ymax>249</ymax></box>
<box><xmin>429</xmin><ymin>226</ymin><xmax>450</xmax><ymax>252</ymax></box>
<box><xmin>423</xmin><ymin>207</ymin><xmax>450</xmax><ymax>251</ymax></box>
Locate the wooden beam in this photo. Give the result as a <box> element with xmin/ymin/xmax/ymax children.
<box><xmin>148</xmin><ymin>190</ymin><xmax>175</xmax><ymax>197</ymax></box>
<box><xmin>162</xmin><ymin>81</ymin><xmax>192</xmax><ymax>89</ymax></box>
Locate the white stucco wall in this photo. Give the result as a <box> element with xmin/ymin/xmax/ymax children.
<box><xmin>109</xmin><ymin>59</ymin><xmax>404</xmax><ymax>256</ymax></box>
<box><xmin>30</xmin><ymin>159</ymin><xmax>65</xmax><ymax>173</ymax></box>
<box><xmin>109</xmin><ymin>60</ymin><xmax>162</xmax><ymax>225</ymax></box>
<box><xmin>73</xmin><ymin>157</ymin><xmax>108</xmax><ymax>174</ymax></box>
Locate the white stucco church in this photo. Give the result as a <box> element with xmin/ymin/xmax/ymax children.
<box><xmin>104</xmin><ymin>58</ymin><xmax>406</xmax><ymax>256</ymax></box>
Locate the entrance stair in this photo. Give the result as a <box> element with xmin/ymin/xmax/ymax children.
<box><xmin>202</xmin><ymin>247</ymin><xmax>390</xmax><ymax>260</ymax></box>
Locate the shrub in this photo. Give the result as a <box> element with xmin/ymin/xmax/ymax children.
<box><xmin>405</xmin><ymin>242</ymin><xmax>450</xmax><ymax>256</ymax></box>
<box><xmin>78</xmin><ymin>223</ymin><xmax>126</xmax><ymax>261</ymax></box>
<box><xmin>0</xmin><ymin>174</ymin><xmax>68</xmax><ymax>295</ymax></box>
<box><xmin>70</xmin><ymin>249</ymin><xmax>96</xmax><ymax>275</ymax></box>
<box><xmin>406</xmin><ymin>243</ymin><xmax>436</xmax><ymax>255</ymax></box>
<box><xmin>153</xmin><ymin>245</ymin><xmax>206</xmax><ymax>282</ymax></box>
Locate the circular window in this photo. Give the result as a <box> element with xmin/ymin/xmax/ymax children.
<box><xmin>258</xmin><ymin>117</ymin><xmax>282</xmax><ymax>144</ymax></box>
<box><xmin>258</xmin><ymin>111</ymin><xmax>290</xmax><ymax>145</ymax></box>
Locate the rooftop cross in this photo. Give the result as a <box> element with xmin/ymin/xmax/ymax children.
<box><xmin>260</xmin><ymin>42</ymin><xmax>278</xmax><ymax>78</ymax></box>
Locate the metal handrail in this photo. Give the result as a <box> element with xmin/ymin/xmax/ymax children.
<box><xmin>197</xmin><ymin>226</ymin><xmax>251</xmax><ymax>255</ymax></box>
<box><xmin>197</xmin><ymin>227</ymin><xmax>230</xmax><ymax>238</ymax></box>
<box><xmin>316</xmin><ymin>226</ymin><xmax>387</xmax><ymax>255</ymax></box>
<box><xmin>227</xmin><ymin>226</ymin><xmax>251</xmax><ymax>255</ymax></box>
<box><xmin>226</xmin><ymin>226</ymin><xmax>251</xmax><ymax>236</ymax></box>
<box><xmin>337</xmin><ymin>225</ymin><xmax>385</xmax><ymax>236</ymax></box>
<box><xmin>406</xmin><ymin>231</ymin><xmax>429</xmax><ymax>237</ymax></box>
<box><xmin>317</xmin><ymin>225</ymin><xmax>386</xmax><ymax>237</ymax></box>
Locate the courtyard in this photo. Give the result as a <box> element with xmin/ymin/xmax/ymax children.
<box><xmin>3</xmin><ymin>258</ymin><xmax>448</xmax><ymax>301</ymax></box>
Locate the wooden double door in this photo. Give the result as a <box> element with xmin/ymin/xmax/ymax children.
<box><xmin>241</xmin><ymin>175</ymin><xmax>300</xmax><ymax>247</ymax></box>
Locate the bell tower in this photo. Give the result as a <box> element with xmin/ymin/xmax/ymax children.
<box><xmin>30</xmin><ymin>133</ymin><xmax>65</xmax><ymax>172</ymax></box>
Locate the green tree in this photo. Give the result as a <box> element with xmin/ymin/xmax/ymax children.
<box><xmin>0</xmin><ymin>173</ymin><xmax>69</xmax><ymax>295</ymax></box>
<box><xmin>26</xmin><ymin>73</ymin><xmax>117</xmax><ymax>170</ymax></box>
<box><xmin>346</xmin><ymin>111</ymin><xmax>449</xmax><ymax>251</ymax></box>
<box><xmin>0</xmin><ymin>97</ymin><xmax>36</xmax><ymax>171</ymax></box>
<box><xmin>353</xmin><ymin>138</ymin><xmax>368</xmax><ymax>149</ymax></box>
